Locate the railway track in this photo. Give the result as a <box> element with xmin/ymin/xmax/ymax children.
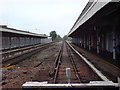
<box><xmin>50</xmin><ymin>41</ymin><xmax>102</xmax><ymax>84</ymax></box>
<box><xmin>22</xmin><ymin>41</ymin><xmax>119</xmax><ymax>89</ymax></box>
<box><xmin>2</xmin><ymin>42</ymin><xmax>54</xmax><ymax>68</ymax></box>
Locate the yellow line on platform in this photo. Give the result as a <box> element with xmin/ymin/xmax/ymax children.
<box><xmin>2</xmin><ymin>65</ymin><xmax>16</xmax><ymax>69</ymax></box>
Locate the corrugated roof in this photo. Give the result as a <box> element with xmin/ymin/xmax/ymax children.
<box><xmin>68</xmin><ymin>0</ymin><xmax>112</xmax><ymax>36</ymax></box>
<box><xmin>0</xmin><ymin>25</ymin><xmax>47</xmax><ymax>38</ymax></box>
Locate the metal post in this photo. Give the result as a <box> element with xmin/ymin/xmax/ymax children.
<box><xmin>113</xmin><ymin>32</ymin><xmax>116</xmax><ymax>60</ymax></box>
<box><xmin>97</xmin><ymin>29</ymin><xmax>100</xmax><ymax>54</ymax></box>
<box><xmin>112</xmin><ymin>17</ymin><xmax>119</xmax><ymax>60</ymax></box>
<box><xmin>84</xmin><ymin>35</ymin><xmax>86</xmax><ymax>48</ymax></box>
<box><xmin>89</xmin><ymin>34</ymin><xmax>91</xmax><ymax>51</ymax></box>
<box><xmin>101</xmin><ymin>33</ymin><xmax>104</xmax><ymax>49</ymax></box>
<box><xmin>9</xmin><ymin>36</ymin><xmax>11</xmax><ymax>49</ymax></box>
<box><xmin>66</xmin><ymin>68</ymin><xmax>71</xmax><ymax>84</ymax></box>
<box><xmin>82</xmin><ymin>37</ymin><xmax>84</xmax><ymax>47</ymax></box>
<box><xmin>118</xmin><ymin>77</ymin><xmax>120</xmax><ymax>90</ymax></box>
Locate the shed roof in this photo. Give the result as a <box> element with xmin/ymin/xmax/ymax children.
<box><xmin>67</xmin><ymin>0</ymin><xmax>116</xmax><ymax>36</ymax></box>
<box><xmin>0</xmin><ymin>25</ymin><xmax>47</xmax><ymax>38</ymax></box>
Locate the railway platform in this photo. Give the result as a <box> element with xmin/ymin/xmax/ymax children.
<box><xmin>71</xmin><ymin>44</ymin><xmax>120</xmax><ymax>83</ymax></box>
<box><xmin>21</xmin><ymin>41</ymin><xmax>120</xmax><ymax>89</ymax></box>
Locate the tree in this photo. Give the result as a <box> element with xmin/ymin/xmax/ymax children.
<box><xmin>55</xmin><ymin>35</ymin><xmax>62</xmax><ymax>41</ymax></box>
<box><xmin>50</xmin><ymin>31</ymin><xmax>57</xmax><ymax>41</ymax></box>
<box><xmin>63</xmin><ymin>35</ymin><xmax>68</xmax><ymax>40</ymax></box>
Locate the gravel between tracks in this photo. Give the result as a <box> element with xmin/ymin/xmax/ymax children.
<box><xmin>2</xmin><ymin>42</ymin><xmax>61</xmax><ymax>89</ymax></box>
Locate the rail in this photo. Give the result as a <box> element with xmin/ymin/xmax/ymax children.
<box><xmin>66</xmin><ymin>43</ymin><xmax>81</xmax><ymax>83</ymax></box>
<box><xmin>51</xmin><ymin>41</ymin><xmax>87</xmax><ymax>83</ymax></box>
<box><xmin>22</xmin><ymin>41</ymin><xmax>120</xmax><ymax>89</ymax></box>
<box><xmin>51</xmin><ymin>42</ymin><xmax>63</xmax><ymax>83</ymax></box>
<box><xmin>66</xmin><ymin>41</ymin><xmax>110</xmax><ymax>81</ymax></box>
<box><xmin>2</xmin><ymin>42</ymin><xmax>54</xmax><ymax>67</ymax></box>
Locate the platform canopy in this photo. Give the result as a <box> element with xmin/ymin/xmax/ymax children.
<box><xmin>0</xmin><ymin>25</ymin><xmax>48</xmax><ymax>38</ymax></box>
<box><xmin>67</xmin><ymin>0</ymin><xmax>120</xmax><ymax>37</ymax></box>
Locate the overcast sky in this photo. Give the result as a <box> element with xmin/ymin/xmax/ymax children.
<box><xmin>0</xmin><ymin>0</ymin><xmax>89</xmax><ymax>37</ymax></box>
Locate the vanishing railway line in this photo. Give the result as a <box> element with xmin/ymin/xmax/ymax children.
<box><xmin>50</xmin><ymin>41</ymin><xmax>102</xmax><ymax>84</ymax></box>
<box><xmin>2</xmin><ymin>41</ymin><xmax>119</xmax><ymax>89</ymax></box>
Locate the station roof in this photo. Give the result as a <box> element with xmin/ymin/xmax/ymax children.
<box><xmin>67</xmin><ymin>0</ymin><xmax>119</xmax><ymax>37</ymax></box>
<box><xmin>0</xmin><ymin>25</ymin><xmax>47</xmax><ymax>38</ymax></box>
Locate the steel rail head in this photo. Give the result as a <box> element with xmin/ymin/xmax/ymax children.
<box><xmin>66</xmin><ymin>41</ymin><xmax>110</xmax><ymax>81</ymax></box>
<box><xmin>65</xmin><ymin>42</ymin><xmax>82</xmax><ymax>83</ymax></box>
<box><xmin>53</xmin><ymin>42</ymin><xmax>63</xmax><ymax>84</ymax></box>
<box><xmin>2</xmin><ymin>42</ymin><xmax>54</xmax><ymax>66</ymax></box>
<box><xmin>49</xmin><ymin>42</ymin><xmax>63</xmax><ymax>76</ymax></box>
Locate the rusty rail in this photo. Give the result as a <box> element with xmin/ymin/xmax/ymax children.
<box><xmin>66</xmin><ymin>42</ymin><xmax>81</xmax><ymax>83</ymax></box>
<box><xmin>2</xmin><ymin>42</ymin><xmax>54</xmax><ymax>66</ymax></box>
<box><xmin>51</xmin><ymin>41</ymin><xmax>82</xmax><ymax>84</ymax></box>
<box><xmin>52</xmin><ymin>42</ymin><xmax>63</xmax><ymax>83</ymax></box>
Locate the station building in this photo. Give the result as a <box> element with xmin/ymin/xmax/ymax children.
<box><xmin>68</xmin><ymin>1</ymin><xmax>120</xmax><ymax>66</ymax></box>
<box><xmin>0</xmin><ymin>25</ymin><xmax>51</xmax><ymax>50</ymax></box>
